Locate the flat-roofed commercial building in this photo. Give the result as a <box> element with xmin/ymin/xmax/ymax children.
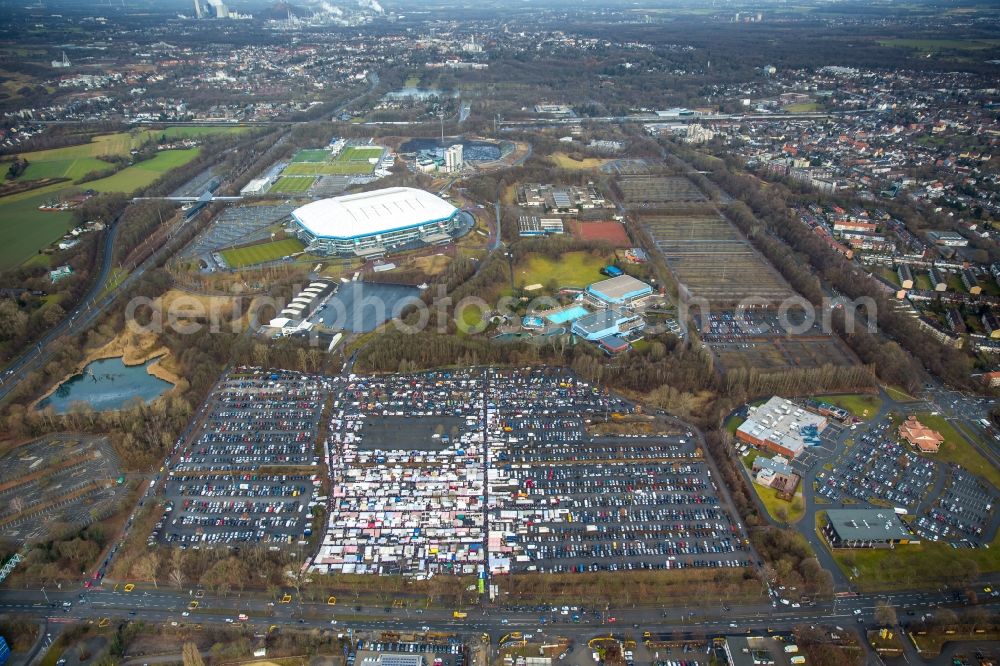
<box><xmin>822</xmin><ymin>508</ymin><xmax>914</xmax><ymax>548</ymax></box>
<box><xmin>583</xmin><ymin>274</ymin><xmax>653</xmax><ymax>308</ymax></box>
<box><xmin>571</xmin><ymin>310</ymin><xmax>644</xmax><ymax>341</ymax></box>
<box><xmin>735</xmin><ymin>396</ymin><xmax>827</xmax><ymax>459</ymax></box>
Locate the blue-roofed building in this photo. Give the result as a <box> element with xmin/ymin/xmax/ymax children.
<box><xmin>0</xmin><ymin>636</ymin><xmax>9</xmax><ymax>666</ymax></box>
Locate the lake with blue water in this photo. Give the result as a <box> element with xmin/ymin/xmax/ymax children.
<box><xmin>37</xmin><ymin>356</ymin><xmax>175</xmax><ymax>413</ymax></box>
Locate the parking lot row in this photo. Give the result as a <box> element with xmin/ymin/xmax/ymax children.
<box><xmin>156</xmin><ymin>368</ymin><xmax>330</xmax><ymax>549</ymax></box>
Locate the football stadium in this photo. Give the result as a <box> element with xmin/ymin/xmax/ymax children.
<box><xmin>291</xmin><ymin>187</ymin><xmax>463</xmax><ymax>257</ymax></box>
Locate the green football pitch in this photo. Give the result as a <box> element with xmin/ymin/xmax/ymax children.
<box><xmin>269</xmin><ymin>176</ymin><xmax>315</xmax><ymax>193</ymax></box>
<box><xmin>220</xmin><ymin>238</ymin><xmax>307</xmax><ymax>268</ymax></box>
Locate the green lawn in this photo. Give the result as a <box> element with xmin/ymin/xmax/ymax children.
<box><xmin>629</xmin><ymin>339</ymin><xmax>650</xmax><ymax>353</ymax></box>
<box><xmin>291</xmin><ymin>149</ymin><xmax>332</xmax><ymax>163</ymax></box>
<box><xmin>281</xmin><ymin>146</ymin><xmax>382</xmax><ymax>176</ymax></box>
<box><xmin>814</xmin><ymin>393</ymin><xmax>882</xmax><ymax>420</ymax></box>
<box><xmin>220</xmin><ymin>238</ymin><xmax>306</xmax><ymax>268</ymax></box>
<box><xmin>915</xmin><ymin>273</ymin><xmax>933</xmax><ymax>290</ymax></box>
<box><xmin>20</xmin><ymin>156</ymin><xmax>109</xmax><ymax>181</ymax></box>
<box><xmin>269</xmin><ymin>176</ymin><xmax>315</xmax><ymax>193</ymax></box>
<box><xmin>725</xmin><ymin>415</ymin><xmax>746</xmax><ymax>436</ymax></box>
<box><xmin>822</xmin><ymin>512</ymin><xmax>1000</xmax><ymax>591</ymax></box>
<box><xmin>904</xmin><ymin>412</ymin><xmax>1000</xmax><ymax>489</ymax></box>
<box><xmin>513</xmin><ymin>251</ymin><xmax>609</xmax><ymax>290</ymax></box>
<box><xmin>340</xmin><ymin>146</ymin><xmax>384</xmax><ymax>162</ymax></box>
<box><xmin>883</xmin><ymin>385</ymin><xmax>916</xmax><ymax>402</ymax></box>
<box><xmin>876</xmin><ymin>266</ymin><xmax>901</xmax><ymax>287</ymax></box>
<box><xmin>458</xmin><ymin>303</ymin><xmax>486</xmax><ymax>332</ymax></box>
<box><xmin>784</xmin><ymin>102</ymin><xmax>820</xmax><ymax>113</ymax></box>
<box><xmin>751</xmin><ymin>479</ymin><xmax>804</xmax><ymax>524</ymax></box>
<box><xmin>88</xmin><ymin>148</ymin><xmax>201</xmax><ymax>193</ymax></box>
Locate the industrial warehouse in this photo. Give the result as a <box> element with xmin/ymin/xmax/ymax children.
<box><xmin>291</xmin><ymin>187</ymin><xmax>467</xmax><ymax>258</ymax></box>
<box><xmin>735</xmin><ymin>396</ymin><xmax>828</xmax><ymax>459</ymax></box>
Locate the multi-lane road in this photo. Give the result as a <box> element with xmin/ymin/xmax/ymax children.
<box><xmin>1</xmin><ymin>583</ymin><xmax>995</xmax><ymax>664</ymax></box>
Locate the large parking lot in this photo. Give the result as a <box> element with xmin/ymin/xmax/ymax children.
<box><xmin>0</xmin><ymin>434</ymin><xmax>123</xmax><ymax>543</ymax></box>
<box><xmin>314</xmin><ymin>371</ymin><xmax>486</xmax><ymax>576</ymax></box>
<box><xmin>156</xmin><ymin>368</ymin><xmax>332</xmax><ymax>549</ymax></box>
<box><xmin>486</xmin><ymin>370</ymin><xmax>747</xmax><ymax>575</ymax></box>
<box><xmin>817</xmin><ymin>420</ymin><xmax>998</xmax><ymax>546</ymax></box>
<box><xmin>307</xmin><ymin>367</ymin><xmax>749</xmax><ymax>578</ymax></box>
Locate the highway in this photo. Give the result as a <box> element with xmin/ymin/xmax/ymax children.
<box><xmin>1</xmin><ymin>583</ymin><xmax>994</xmax><ymax>662</ymax></box>
<box><xmin>495</xmin><ymin>108</ymin><xmax>888</xmax><ymax>127</ymax></box>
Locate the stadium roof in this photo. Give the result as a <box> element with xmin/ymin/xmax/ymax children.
<box><xmin>292</xmin><ymin>187</ymin><xmax>458</xmax><ymax>240</ymax></box>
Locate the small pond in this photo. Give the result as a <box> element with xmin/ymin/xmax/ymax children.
<box><xmin>37</xmin><ymin>356</ymin><xmax>174</xmax><ymax>413</ymax></box>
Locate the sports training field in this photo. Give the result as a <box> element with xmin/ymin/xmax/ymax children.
<box><xmin>279</xmin><ymin>145</ymin><xmax>384</xmax><ymax>176</ymax></box>
<box><xmin>269</xmin><ymin>176</ymin><xmax>315</xmax><ymax>194</ymax></box>
<box><xmin>291</xmin><ymin>149</ymin><xmax>332</xmax><ymax>163</ymax></box>
<box><xmin>220</xmin><ymin>238</ymin><xmax>306</xmax><ymax>268</ymax></box>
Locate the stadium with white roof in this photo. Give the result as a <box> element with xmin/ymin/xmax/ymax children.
<box><xmin>291</xmin><ymin>187</ymin><xmax>463</xmax><ymax>257</ymax></box>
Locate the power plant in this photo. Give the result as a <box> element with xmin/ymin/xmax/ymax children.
<box><xmin>192</xmin><ymin>0</ymin><xmax>250</xmax><ymax>19</ymax></box>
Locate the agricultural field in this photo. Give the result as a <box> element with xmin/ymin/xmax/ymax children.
<box><xmin>87</xmin><ymin>148</ymin><xmax>201</xmax><ymax>194</ymax></box>
<box><xmin>641</xmin><ymin>212</ymin><xmax>795</xmax><ymax>305</ymax></box>
<box><xmin>269</xmin><ymin>175</ymin><xmax>315</xmax><ymax>194</ymax></box>
<box><xmin>0</xmin><ymin>185</ymin><xmax>74</xmax><ymax>272</ymax></box>
<box><xmin>219</xmin><ymin>237</ymin><xmax>306</xmax><ymax>268</ymax></box>
<box><xmin>0</xmin><ymin>126</ymin><xmax>245</xmax><ymax>270</ymax></box>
